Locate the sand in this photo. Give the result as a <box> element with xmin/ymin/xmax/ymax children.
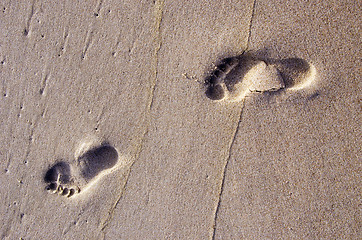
<box><xmin>0</xmin><ymin>0</ymin><xmax>360</xmax><ymax>239</ymax></box>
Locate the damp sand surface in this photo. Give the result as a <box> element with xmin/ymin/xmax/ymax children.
<box><xmin>0</xmin><ymin>1</ymin><xmax>360</xmax><ymax>239</ymax></box>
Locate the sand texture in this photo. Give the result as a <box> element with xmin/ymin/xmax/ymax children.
<box><xmin>0</xmin><ymin>0</ymin><xmax>360</xmax><ymax>239</ymax></box>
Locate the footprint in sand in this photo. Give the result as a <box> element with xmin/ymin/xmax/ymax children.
<box><xmin>204</xmin><ymin>53</ymin><xmax>317</xmax><ymax>101</ymax></box>
<box><xmin>44</xmin><ymin>142</ymin><xmax>120</xmax><ymax>198</ymax></box>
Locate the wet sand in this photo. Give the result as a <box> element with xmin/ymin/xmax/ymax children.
<box><xmin>0</xmin><ymin>1</ymin><xmax>360</xmax><ymax>239</ymax></box>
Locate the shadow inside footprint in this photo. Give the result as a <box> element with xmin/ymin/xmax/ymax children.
<box><xmin>274</xmin><ymin>58</ymin><xmax>312</xmax><ymax>88</ymax></box>
<box><xmin>205</xmin><ymin>84</ymin><xmax>225</xmax><ymax>100</ymax></box>
<box><xmin>78</xmin><ymin>145</ymin><xmax>119</xmax><ymax>180</ymax></box>
<box><xmin>224</xmin><ymin>55</ymin><xmax>261</xmax><ymax>92</ymax></box>
<box><xmin>44</xmin><ymin>161</ymin><xmax>71</xmax><ymax>184</ymax></box>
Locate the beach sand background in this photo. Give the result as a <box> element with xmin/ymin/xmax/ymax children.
<box><xmin>0</xmin><ymin>0</ymin><xmax>360</xmax><ymax>239</ymax></box>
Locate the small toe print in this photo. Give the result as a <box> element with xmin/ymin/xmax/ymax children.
<box><xmin>46</xmin><ymin>183</ymin><xmax>58</xmax><ymax>191</ymax></box>
<box><xmin>68</xmin><ymin>188</ymin><xmax>75</xmax><ymax>197</ymax></box>
<box><xmin>57</xmin><ymin>185</ymin><xmax>64</xmax><ymax>193</ymax></box>
<box><xmin>61</xmin><ymin>188</ymin><xmax>69</xmax><ymax>196</ymax></box>
<box><xmin>68</xmin><ymin>187</ymin><xmax>80</xmax><ymax>197</ymax></box>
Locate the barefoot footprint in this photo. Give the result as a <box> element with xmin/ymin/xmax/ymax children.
<box><xmin>204</xmin><ymin>53</ymin><xmax>317</xmax><ymax>101</ymax></box>
<box><xmin>44</xmin><ymin>143</ymin><xmax>120</xmax><ymax>198</ymax></box>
